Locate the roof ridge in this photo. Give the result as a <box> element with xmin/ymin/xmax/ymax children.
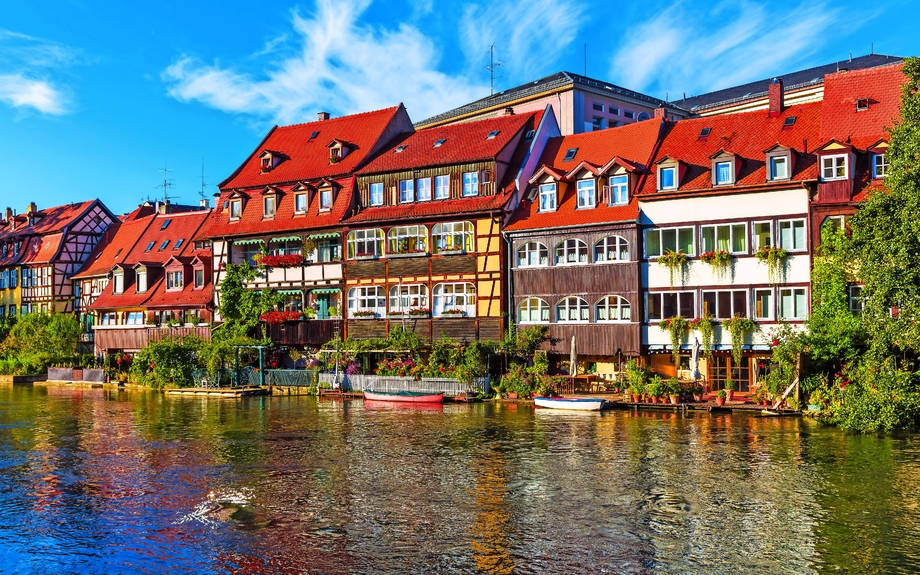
<box><xmin>274</xmin><ymin>105</ymin><xmax>401</xmax><ymax>130</ymax></box>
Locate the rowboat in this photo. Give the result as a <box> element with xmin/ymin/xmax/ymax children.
<box><xmin>363</xmin><ymin>390</ymin><xmax>444</xmax><ymax>403</ymax></box>
<box><xmin>534</xmin><ymin>396</ymin><xmax>605</xmax><ymax>411</ymax></box>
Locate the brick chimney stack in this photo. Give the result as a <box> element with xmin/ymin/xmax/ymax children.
<box><xmin>501</xmin><ymin>107</ymin><xmax>515</xmax><ymax>116</ymax></box>
<box><xmin>768</xmin><ymin>78</ymin><xmax>784</xmax><ymax>117</ymax></box>
<box><xmin>26</xmin><ymin>202</ymin><xmax>37</xmax><ymax>214</ymax></box>
<box><xmin>4</xmin><ymin>207</ymin><xmax>11</xmax><ymax>221</ymax></box>
<box><xmin>318</xmin><ymin>111</ymin><xmax>330</xmax><ymax>121</ymax></box>
<box><xmin>654</xmin><ymin>107</ymin><xmax>666</xmax><ymax>120</ymax></box>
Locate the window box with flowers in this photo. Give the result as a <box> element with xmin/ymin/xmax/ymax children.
<box><xmin>387</xmin><ymin>307</ymin><xmax>430</xmax><ymax>317</ymax></box>
<box><xmin>721</xmin><ymin>315</ymin><xmax>757</xmax><ymax>365</ymax></box>
<box><xmin>388</xmin><ymin>247</ymin><xmax>428</xmax><ymax>258</ymax></box>
<box><xmin>699</xmin><ymin>250</ymin><xmax>732</xmax><ymax>280</ymax></box>
<box><xmin>439</xmin><ymin>308</ymin><xmax>466</xmax><ymax>317</ymax></box>
<box><xmin>657</xmin><ymin>249</ymin><xmax>689</xmax><ymax>287</ymax></box>
<box><xmin>352</xmin><ymin>310</ymin><xmax>377</xmax><ymax>319</ymax></box>
<box><xmin>355</xmin><ymin>251</ymin><xmax>378</xmax><ymax>261</ymax></box>
<box><xmin>755</xmin><ymin>246</ymin><xmax>787</xmax><ymax>284</ymax></box>
<box><xmin>260</xmin><ymin>310</ymin><xmax>304</xmax><ymax>324</ymax></box>
<box><xmin>255</xmin><ymin>254</ymin><xmax>305</xmax><ymax>268</ymax></box>
<box><xmin>689</xmin><ymin>315</ymin><xmax>717</xmax><ymax>359</ymax></box>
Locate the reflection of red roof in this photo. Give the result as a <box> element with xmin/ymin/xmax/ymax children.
<box><xmin>505</xmin><ymin>120</ymin><xmax>663</xmax><ymax>231</ymax></box>
<box><xmin>820</xmin><ymin>63</ymin><xmax>905</xmax><ymax>150</ymax></box>
<box><xmin>204</xmin><ymin>177</ymin><xmax>355</xmax><ymax>238</ymax></box>
<box><xmin>357</xmin><ymin>113</ymin><xmax>536</xmax><ymax>174</ymax></box>
<box><xmin>220</xmin><ymin>106</ymin><xmax>408</xmax><ymax>190</ymax></box>
<box><xmin>638</xmin><ymin>104</ymin><xmax>822</xmax><ymax>195</ymax></box>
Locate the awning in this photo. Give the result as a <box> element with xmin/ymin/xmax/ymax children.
<box><xmin>233</xmin><ymin>239</ymin><xmax>264</xmax><ymax>245</ymax></box>
<box><xmin>277</xmin><ymin>289</ymin><xmax>303</xmax><ymax>295</ymax></box>
<box><xmin>307</xmin><ymin>233</ymin><xmax>340</xmax><ymax>239</ymax></box>
<box><xmin>270</xmin><ymin>236</ymin><xmax>301</xmax><ymax>243</ymax></box>
<box><xmin>311</xmin><ymin>288</ymin><xmax>340</xmax><ymax>294</ymax></box>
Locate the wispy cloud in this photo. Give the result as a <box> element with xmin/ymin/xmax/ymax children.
<box><xmin>459</xmin><ymin>0</ymin><xmax>587</xmax><ymax>82</ymax></box>
<box><xmin>163</xmin><ymin>0</ymin><xmax>489</xmax><ymax>126</ymax></box>
<box><xmin>610</xmin><ymin>1</ymin><xmax>845</xmax><ymax>101</ymax></box>
<box><xmin>0</xmin><ymin>29</ymin><xmax>77</xmax><ymax>114</ymax></box>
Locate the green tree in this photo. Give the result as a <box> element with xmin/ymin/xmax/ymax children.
<box><xmin>216</xmin><ymin>263</ymin><xmax>282</xmax><ymax>340</ymax></box>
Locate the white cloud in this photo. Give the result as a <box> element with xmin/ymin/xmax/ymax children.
<box><xmin>610</xmin><ymin>1</ymin><xmax>844</xmax><ymax>101</ymax></box>
<box><xmin>459</xmin><ymin>0</ymin><xmax>587</xmax><ymax>82</ymax></box>
<box><xmin>163</xmin><ymin>0</ymin><xmax>489</xmax><ymax>125</ymax></box>
<box><xmin>0</xmin><ymin>29</ymin><xmax>76</xmax><ymax>115</ymax></box>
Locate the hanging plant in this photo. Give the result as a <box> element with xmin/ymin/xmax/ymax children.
<box><xmin>657</xmin><ymin>250</ymin><xmax>689</xmax><ymax>287</ymax></box>
<box><xmin>699</xmin><ymin>250</ymin><xmax>732</xmax><ymax>280</ymax></box>
<box><xmin>660</xmin><ymin>316</ymin><xmax>689</xmax><ymax>365</ymax></box>
<box><xmin>721</xmin><ymin>314</ymin><xmax>756</xmax><ymax>364</ymax></box>
<box><xmin>301</xmin><ymin>237</ymin><xmax>317</xmax><ymax>258</ymax></box>
<box><xmin>755</xmin><ymin>246</ymin><xmax>787</xmax><ymax>284</ymax></box>
<box><xmin>690</xmin><ymin>315</ymin><xmax>717</xmax><ymax>358</ymax></box>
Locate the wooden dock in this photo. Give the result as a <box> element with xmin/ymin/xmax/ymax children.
<box><xmin>165</xmin><ymin>386</ymin><xmax>270</xmax><ymax>398</ymax></box>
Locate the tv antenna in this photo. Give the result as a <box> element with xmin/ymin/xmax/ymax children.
<box><xmin>487</xmin><ymin>43</ymin><xmax>503</xmax><ymax>95</ymax></box>
<box><xmin>155</xmin><ymin>155</ymin><xmax>178</xmax><ymax>203</ymax></box>
<box><xmin>199</xmin><ymin>159</ymin><xmax>209</xmax><ymax>202</ymax></box>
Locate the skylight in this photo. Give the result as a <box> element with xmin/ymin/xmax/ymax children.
<box><xmin>114</xmin><ymin>248</ymin><xmax>122</xmax><ymax>258</ymax></box>
<box><xmin>145</xmin><ymin>241</ymin><xmax>155</xmax><ymax>252</ymax></box>
<box><xmin>486</xmin><ymin>130</ymin><xmax>500</xmax><ymax>140</ymax></box>
<box><xmin>160</xmin><ymin>219</ymin><xmax>171</xmax><ymax>230</ymax></box>
<box><xmin>699</xmin><ymin>127</ymin><xmax>712</xmax><ymax>138</ymax></box>
<box><xmin>174</xmin><ymin>239</ymin><xmax>184</xmax><ymax>250</ymax></box>
<box><xmin>783</xmin><ymin>116</ymin><xmax>797</xmax><ymax>128</ymax></box>
<box><xmin>433</xmin><ymin>139</ymin><xmax>446</xmax><ymax>148</ymax></box>
<box><xmin>394</xmin><ymin>145</ymin><xmax>407</xmax><ymax>153</ymax></box>
<box><xmin>159</xmin><ymin>240</ymin><xmax>170</xmax><ymax>251</ymax></box>
<box><xmin>309</xmin><ymin>130</ymin><xmax>320</xmax><ymax>140</ymax></box>
<box><xmin>563</xmin><ymin>148</ymin><xmax>578</xmax><ymax>162</ymax></box>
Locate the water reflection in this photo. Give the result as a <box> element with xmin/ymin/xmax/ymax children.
<box><xmin>0</xmin><ymin>386</ymin><xmax>918</xmax><ymax>574</ymax></box>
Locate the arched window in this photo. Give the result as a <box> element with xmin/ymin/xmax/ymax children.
<box><xmin>518</xmin><ymin>298</ymin><xmax>549</xmax><ymax>323</ymax></box>
<box><xmin>554</xmin><ymin>239</ymin><xmax>588</xmax><ymax>265</ymax></box>
<box><xmin>596</xmin><ymin>296</ymin><xmax>631</xmax><ymax>322</ymax></box>
<box><xmin>517</xmin><ymin>242</ymin><xmax>548</xmax><ymax>267</ymax></box>
<box><xmin>387</xmin><ymin>225</ymin><xmax>428</xmax><ymax>255</ymax></box>
<box><xmin>432</xmin><ymin>221</ymin><xmax>474</xmax><ymax>254</ymax></box>
<box><xmin>347</xmin><ymin>286</ymin><xmax>386</xmax><ymax>318</ymax></box>
<box><xmin>389</xmin><ymin>284</ymin><xmax>429</xmax><ymax>313</ymax></box>
<box><xmin>556</xmin><ymin>297</ymin><xmax>589</xmax><ymax>322</ymax></box>
<box><xmin>637</xmin><ymin>112</ymin><xmax>651</xmax><ymax>121</ymax></box>
<box><xmin>347</xmin><ymin>229</ymin><xmax>384</xmax><ymax>259</ymax></box>
<box><xmin>594</xmin><ymin>236</ymin><xmax>629</xmax><ymax>262</ymax></box>
<box><xmin>433</xmin><ymin>283</ymin><xmax>476</xmax><ymax>317</ymax></box>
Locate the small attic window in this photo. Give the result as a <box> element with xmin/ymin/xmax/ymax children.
<box><xmin>394</xmin><ymin>145</ymin><xmax>407</xmax><ymax>153</ymax></box>
<box><xmin>563</xmin><ymin>148</ymin><xmax>578</xmax><ymax>162</ymax></box>
<box><xmin>309</xmin><ymin>131</ymin><xmax>320</xmax><ymax>140</ymax></box>
<box><xmin>525</xmin><ymin>129</ymin><xmax>535</xmax><ymax>140</ymax></box>
<box><xmin>433</xmin><ymin>139</ymin><xmax>446</xmax><ymax>148</ymax></box>
<box><xmin>856</xmin><ymin>98</ymin><xmax>870</xmax><ymax>111</ymax></box>
<box><xmin>699</xmin><ymin>127</ymin><xmax>712</xmax><ymax>138</ymax></box>
<box><xmin>783</xmin><ymin>116</ymin><xmax>797</xmax><ymax>128</ymax></box>
<box><xmin>486</xmin><ymin>130</ymin><xmax>500</xmax><ymax>140</ymax></box>
<box><xmin>261</xmin><ymin>156</ymin><xmax>272</xmax><ymax>171</ymax></box>
<box><xmin>159</xmin><ymin>240</ymin><xmax>170</xmax><ymax>251</ymax></box>
<box><xmin>145</xmin><ymin>241</ymin><xmax>155</xmax><ymax>252</ymax></box>
<box><xmin>161</xmin><ymin>219</ymin><xmax>171</xmax><ymax>230</ymax></box>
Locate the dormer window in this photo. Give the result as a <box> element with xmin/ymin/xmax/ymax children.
<box><xmin>259</xmin><ymin>151</ymin><xmax>282</xmax><ymax>172</ymax></box>
<box><xmin>230</xmin><ymin>199</ymin><xmax>242</xmax><ymax>219</ymax></box>
<box><xmin>327</xmin><ymin>139</ymin><xmax>350</xmax><ymax>163</ymax></box>
<box><xmin>857</xmin><ymin>98</ymin><xmax>870</xmax><ymax>112</ymax></box>
<box><xmin>576</xmin><ymin>179</ymin><xmax>596</xmax><ymax>209</ymax></box>
<box><xmin>194</xmin><ymin>268</ymin><xmax>205</xmax><ymax>288</ymax></box>
<box><xmin>136</xmin><ymin>268</ymin><xmax>147</xmax><ymax>293</ymax></box>
<box><xmin>538</xmin><ymin>183</ymin><xmax>557</xmax><ymax>212</ymax></box>
<box><xmin>608</xmin><ymin>175</ymin><xmax>628</xmax><ymax>205</ymax></box>
<box><xmin>264</xmin><ymin>195</ymin><xmax>276</xmax><ymax>217</ymax></box>
<box><xmin>715</xmin><ymin>161</ymin><xmax>732</xmax><ymax>185</ymax></box>
<box><xmin>319</xmin><ymin>189</ymin><xmax>332</xmax><ymax>211</ymax></box>
<box><xmin>821</xmin><ymin>155</ymin><xmax>848</xmax><ymax>181</ymax></box>
<box><xmin>294</xmin><ymin>192</ymin><xmax>307</xmax><ymax>213</ymax></box>
<box><xmin>167</xmin><ymin>270</ymin><xmax>183</xmax><ymax>291</ymax></box>
<box><xmin>658</xmin><ymin>166</ymin><xmax>677</xmax><ymax>190</ymax></box>
<box><xmin>261</xmin><ymin>157</ymin><xmax>271</xmax><ymax>171</ymax></box>
<box><xmin>113</xmin><ymin>270</ymin><xmax>124</xmax><ymax>294</ymax></box>
<box><xmin>710</xmin><ymin>151</ymin><xmax>737</xmax><ymax>186</ymax></box>
<box><xmin>873</xmin><ymin>154</ymin><xmax>889</xmax><ymax>178</ymax></box>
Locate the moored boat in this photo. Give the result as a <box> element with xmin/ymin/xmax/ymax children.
<box><xmin>534</xmin><ymin>396</ymin><xmax>605</xmax><ymax>411</ymax></box>
<box><xmin>363</xmin><ymin>390</ymin><xmax>444</xmax><ymax>403</ymax></box>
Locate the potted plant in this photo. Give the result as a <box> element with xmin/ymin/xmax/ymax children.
<box><xmin>647</xmin><ymin>376</ymin><xmax>663</xmax><ymax>404</ymax></box>
<box><xmin>692</xmin><ymin>383</ymin><xmax>704</xmax><ymax>402</ymax></box>
<box><xmin>666</xmin><ymin>378</ymin><xmax>681</xmax><ymax>404</ymax></box>
<box><xmin>301</xmin><ymin>237</ymin><xmax>316</xmax><ymax>262</ymax></box>
<box><xmin>657</xmin><ymin>249</ymin><xmax>689</xmax><ymax>287</ymax></box>
<box><xmin>715</xmin><ymin>389</ymin><xmax>727</xmax><ymax>406</ymax></box>
<box><xmin>328</xmin><ymin>305</ymin><xmax>340</xmax><ymax>318</ymax></box>
<box><xmin>353</xmin><ymin>309</ymin><xmax>377</xmax><ymax>319</ymax></box>
<box><xmin>303</xmin><ymin>307</ymin><xmax>316</xmax><ymax>320</ymax></box>
<box><xmin>724</xmin><ymin>379</ymin><xmax>736</xmax><ymax>401</ymax></box>
<box><xmin>699</xmin><ymin>249</ymin><xmax>732</xmax><ymax>279</ymax></box>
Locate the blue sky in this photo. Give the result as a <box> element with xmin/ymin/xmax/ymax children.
<box><xmin>1</xmin><ymin>0</ymin><xmax>917</xmax><ymax>216</ymax></box>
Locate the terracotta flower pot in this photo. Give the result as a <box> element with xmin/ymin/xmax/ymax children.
<box><xmin>716</xmin><ymin>397</ymin><xmax>726</xmax><ymax>406</ymax></box>
<box><xmin>669</xmin><ymin>395</ymin><xmax>679</xmax><ymax>404</ymax></box>
<box><xmin>726</xmin><ymin>390</ymin><xmax>734</xmax><ymax>401</ymax></box>
<box><xmin>506</xmin><ymin>392</ymin><xmax>518</xmax><ymax>399</ymax></box>
<box><xmin>693</xmin><ymin>394</ymin><xmax>702</xmax><ymax>402</ymax></box>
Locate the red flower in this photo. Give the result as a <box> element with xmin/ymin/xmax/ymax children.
<box><xmin>771</xmin><ymin>339</ymin><xmax>779</xmax><ymax>347</ymax></box>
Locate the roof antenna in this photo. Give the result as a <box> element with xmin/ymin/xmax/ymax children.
<box><xmin>584</xmin><ymin>43</ymin><xmax>587</xmax><ymax>76</ymax></box>
<box><xmin>871</xmin><ymin>43</ymin><xmax>874</xmax><ymax>55</ymax></box>
<box><xmin>487</xmin><ymin>43</ymin><xmax>503</xmax><ymax>96</ymax></box>
<box><xmin>199</xmin><ymin>159</ymin><xmax>209</xmax><ymax>203</ymax></box>
<box><xmin>155</xmin><ymin>154</ymin><xmax>178</xmax><ymax>203</ymax></box>
<box><xmin>849</xmin><ymin>52</ymin><xmax>853</xmax><ymax>62</ymax></box>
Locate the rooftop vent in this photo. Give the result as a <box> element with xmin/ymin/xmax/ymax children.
<box><xmin>309</xmin><ymin>130</ymin><xmax>319</xmax><ymax>140</ymax></box>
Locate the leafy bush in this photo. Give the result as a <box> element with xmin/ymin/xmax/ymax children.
<box><xmin>129</xmin><ymin>336</ymin><xmax>203</xmax><ymax>388</ymax></box>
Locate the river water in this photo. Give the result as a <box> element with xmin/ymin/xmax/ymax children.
<box><xmin>0</xmin><ymin>385</ymin><xmax>918</xmax><ymax>575</ymax></box>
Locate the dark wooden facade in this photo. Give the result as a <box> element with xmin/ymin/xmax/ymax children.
<box><xmin>264</xmin><ymin>320</ymin><xmax>339</xmax><ymax>347</ymax></box>
<box><xmin>346</xmin><ymin>317</ymin><xmax>502</xmax><ymax>342</ymax></box>
<box><xmin>95</xmin><ymin>326</ymin><xmax>212</xmax><ymax>352</ymax></box>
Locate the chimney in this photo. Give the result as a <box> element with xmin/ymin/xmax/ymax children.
<box><xmin>199</xmin><ymin>198</ymin><xmax>210</xmax><ymax>209</ymax></box>
<box><xmin>654</xmin><ymin>107</ymin><xmax>666</xmax><ymax>120</ymax></box>
<box><xmin>318</xmin><ymin>111</ymin><xmax>330</xmax><ymax>121</ymax></box>
<box><xmin>501</xmin><ymin>107</ymin><xmax>515</xmax><ymax>116</ymax></box>
<box><xmin>4</xmin><ymin>207</ymin><xmax>11</xmax><ymax>221</ymax></box>
<box><xmin>159</xmin><ymin>200</ymin><xmax>169</xmax><ymax>214</ymax></box>
<box><xmin>26</xmin><ymin>202</ymin><xmax>37</xmax><ymax>214</ymax></box>
<box><xmin>768</xmin><ymin>78</ymin><xmax>784</xmax><ymax>117</ymax></box>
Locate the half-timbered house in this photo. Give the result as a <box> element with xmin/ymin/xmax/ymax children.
<box><xmin>345</xmin><ymin>108</ymin><xmax>556</xmax><ymax>343</ymax></box>
<box><xmin>636</xmin><ymin>92</ymin><xmax>822</xmax><ymax>394</ymax></box>
<box><xmin>503</xmin><ymin>115</ymin><xmax>665</xmax><ymax>375</ymax></box>
<box><xmin>206</xmin><ymin>106</ymin><xmax>414</xmax><ymax>348</ymax></box>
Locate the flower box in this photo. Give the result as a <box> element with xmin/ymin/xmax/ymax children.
<box><xmin>386</xmin><ymin>251</ymin><xmax>428</xmax><ymax>259</ymax></box>
<box><xmin>352</xmin><ymin>310</ymin><xmax>377</xmax><ymax>319</ymax></box>
<box><xmin>354</xmin><ymin>254</ymin><xmax>378</xmax><ymax>261</ymax></box>
<box><xmin>260</xmin><ymin>310</ymin><xmax>303</xmax><ymax>324</ymax></box>
<box><xmin>438</xmin><ymin>249</ymin><xmax>465</xmax><ymax>256</ymax></box>
<box><xmin>439</xmin><ymin>309</ymin><xmax>466</xmax><ymax>317</ymax></box>
<box><xmin>256</xmin><ymin>254</ymin><xmax>305</xmax><ymax>268</ymax></box>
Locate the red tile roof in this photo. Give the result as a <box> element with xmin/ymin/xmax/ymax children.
<box><xmin>146</xmin><ymin>281</ymin><xmax>213</xmax><ymax>308</ymax></box>
<box><xmin>356</xmin><ymin>112</ymin><xmax>536</xmax><ymax>174</ymax></box>
<box><xmin>505</xmin><ymin>120</ymin><xmax>663</xmax><ymax>231</ymax></box>
<box><xmin>73</xmin><ymin>218</ymin><xmax>153</xmax><ymax>279</ymax></box>
<box><xmin>637</xmin><ymin>103</ymin><xmax>822</xmax><ymax>195</ymax></box>
<box><xmin>820</xmin><ymin>62</ymin><xmax>905</xmax><ymax>150</ymax></box>
<box><xmin>123</xmin><ymin>211</ymin><xmax>211</xmax><ymax>265</ymax></box>
<box><xmin>220</xmin><ymin>106</ymin><xmax>407</xmax><ymax>190</ymax></box>
<box><xmin>0</xmin><ymin>200</ymin><xmax>105</xmax><ymax>267</ymax></box>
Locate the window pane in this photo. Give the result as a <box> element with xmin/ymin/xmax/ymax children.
<box><xmin>702</xmin><ymin>292</ymin><xmax>716</xmax><ymax>316</ymax></box>
<box><xmin>754</xmin><ymin>222</ymin><xmax>771</xmax><ymax>249</ymax></box>
<box><xmin>754</xmin><ymin>290</ymin><xmax>772</xmax><ymax>319</ymax></box>
<box><xmin>795</xmin><ymin>289</ymin><xmax>807</xmax><ymax>318</ymax></box>
<box><xmin>662</xmin><ymin>293</ymin><xmax>677</xmax><ymax>318</ymax></box>
<box><xmin>678</xmin><ymin>228</ymin><xmax>694</xmax><ymax>254</ymax></box>
<box><xmin>661</xmin><ymin>229</ymin><xmax>676</xmax><ymax>252</ymax></box>
<box><xmin>716</xmin><ymin>225</ymin><xmax>730</xmax><ymax>251</ymax></box>
<box><xmin>679</xmin><ymin>292</ymin><xmax>694</xmax><ymax>316</ymax></box>
<box><xmin>717</xmin><ymin>292</ymin><xmax>731</xmax><ymax>318</ymax></box>
<box><xmin>793</xmin><ymin>220</ymin><xmax>805</xmax><ymax>250</ymax></box>
<box><xmin>731</xmin><ymin>224</ymin><xmax>746</xmax><ymax>252</ymax></box>
<box><xmin>780</xmin><ymin>290</ymin><xmax>793</xmax><ymax>318</ymax></box>
<box><xmin>780</xmin><ymin>221</ymin><xmax>792</xmax><ymax>248</ymax></box>
<box><xmin>733</xmin><ymin>291</ymin><xmax>747</xmax><ymax>316</ymax></box>
<box><xmin>701</xmin><ymin>227</ymin><xmax>715</xmax><ymax>253</ymax></box>
<box><xmin>647</xmin><ymin>294</ymin><xmax>662</xmax><ymax>320</ymax></box>
<box><xmin>646</xmin><ymin>230</ymin><xmax>661</xmax><ymax>257</ymax></box>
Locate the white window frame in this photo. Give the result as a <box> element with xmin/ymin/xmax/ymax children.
<box><xmin>700</xmin><ymin>223</ymin><xmax>747</xmax><ymax>254</ymax></box>
<box><xmin>778</xmin><ymin>287</ymin><xmax>808</xmax><ymax>320</ymax></box>
<box><xmin>166</xmin><ymin>270</ymin><xmax>183</xmax><ymax>291</ymax></box>
<box><xmin>658</xmin><ymin>166</ymin><xmax>677</xmax><ymax>190</ymax></box>
<box><xmin>387</xmin><ymin>225</ymin><xmax>428</xmax><ymax>255</ymax></box>
<box><xmin>434</xmin><ymin>175</ymin><xmax>450</xmax><ymax>200</ymax></box>
<box><xmin>136</xmin><ymin>270</ymin><xmax>147</xmax><ymax>294</ymax></box>
<box><xmin>399</xmin><ymin>179</ymin><xmax>415</xmax><ymax>203</ymax></box>
<box><xmin>821</xmin><ymin>154</ymin><xmax>848</xmax><ymax>181</ymax></box>
<box><xmin>538</xmin><ymin>183</ymin><xmax>557</xmax><ymax>212</ymax></box>
<box><xmin>595</xmin><ymin>295</ymin><xmax>631</xmax><ymax>322</ymax></box>
<box><xmin>594</xmin><ymin>236</ymin><xmax>629</xmax><ymax>263</ymax></box>
<box><xmin>389</xmin><ymin>284</ymin><xmax>429</xmax><ymax>312</ymax></box>
<box><xmin>348</xmin><ymin>286</ymin><xmax>386</xmax><ymax>318</ymax></box>
<box><xmin>432</xmin><ymin>221</ymin><xmax>474</xmax><ymax>254</ymax></box>
<box><xmin>554</xmin><ymin>239</ymin><xmax>588</xmax><ymax>265</ymax></box>
<box><xmin>126</xmin><ymin>312</ymin><xmax>144</xmax><ymax>325</ymax></box>
<box><xmin>518</xmin><ymin>297</ymin><xmax>549</xmax><ymax>324</ymax></box>
<box><xmin>714</xmin><ymin>161</ymin><xmax>733</xmax><ymax>185</ymax></box>
<box><xmin>608</xmin><ymin>175</ymin><xmax>628</xmax><ymax>205</ymax></box>
<box><xmin>433</xmin><ymin>282</ymin><xmax>476</xmax><ymax>318</ymax></box>
<box><xmin>369</xmin><ymin>183</ymin><xmax>384</xmax><ymax>206</ymax></box>
<box><xmin>646</xmin><ymin>291</ymin><xmax>696</xmax><ymax>322</ymax></box>
<box><xmin>556</xmin><ymin>296</ymin><xmax>590</xmax><ymax>323</ymax></box>
<box><xmin>113</xmin><ymin>271</ymin><xmax>124</xmax><ymax>294</ymax></box>
<box><xmin>873</xmin><ymin>153</ymin><xmax>889</xmax><ymax>178</ymax></box>
<box><xmin>700</xmin><ymin>289</ymin><xmax>749</xmax><ymax>319</ymax></box>
<box><xmin>644</xmin><ymin>226</ymin><xmax>695</xmax><ymax>258</ymax></box>
<box><xmin>229</xmin><ymin>199</ymin><xmax>242</xmax><ymax>219</ymax></box>
<box><xmin>517</xmin><ymin>242</ymin><xmax>548</xmax><ymax>268</ymax></box>
<box><xmin>778</xmin><ymin>219</ymin><xmax>807</xmax><ymax>252</ymax></box>
<box><xmin>194</xmin><ymin>269</ymin><xmax>205</xmax><ymax>288</ymax></box>
<box><xmin>752</xmin><ymin>221</ymin><xmax>773</xmax><ymax>250</ymax></box>
<box><xmin>319</xmin><ymin>190</ymin><xmax>332</xmax><ymax>211</ymax></box>
<box><xmin>462</xmin><ymin>172</ymin><xmax>479</xmax><ymax>197</ymax></box>
<box><xmin>753</xmin><ymin>288</ymin><xmax>774</xmax><ymax>320</ymax></box>
<box><xmin>264</xmin><ymin>195</ymin><xmax>276</xmax><ymax>217</ymax></box>
<box><xmin>576</xmin><ymin>179</ymin><xmax>596</xmax><ymax>208</ymax></box>
<box><xmin>416</xmin><ymin>177</ymin><xmax>432</xmax><ymax>201</ymax></box>
<box><xmin>294</xmin><ymin>192</ymin><xmax>307</xmax><ymax>213</ymax></box>
<box><xmin>770</xmin><ymin>156</ymin><xmax>789</xmax><ymax>180</ymax></box>
<box><xmin>822</xmin><ymin>215</ymin><xmax>845</xmax><ymax>234</ymax></box>
<box><xmin>347</xmin><ymin>228</ymin><xmax>385</xmax><ymax>259</ymax></box>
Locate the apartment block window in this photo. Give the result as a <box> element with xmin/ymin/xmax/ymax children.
<box><xmin>433</xmin><ymin>282</ymin><xmax>476</xmax><ymax>317</ymax></box>
<box><xmin>821</xmin><ymin>155</ymin><xmax>848</xmax><ymax>180</ymax></box>
<box><xmin>624</xmin><ymin>110</ymin><xmax>635</xmax><ymax>119</ymax></box>
<box><xmin>167</xmin><ymin>271</ymin><xmax>184</xmax><ymax>290</ymax></box>
<box><xmin>646</xmin><ymin>291</ymin><xmax>695</xmax><ymax>321</ymax></box>
<box><xmin>462</xmin><ymin>172</ymin><xmax>479</xmax><ymax>197</ymax></box>
<box><xmin>264</xmin><ymin>196</ymin><xmax>276</xmax><ymax>217</ymax></box>
<box><xmin>369</xmin><ymin>183</ymin><xmax>384</xmax><ymax>206</ymax></box>
<box><xmin>770</xmin><ymin>156</ymin><xmax>789</xmax><ymax>180</ymax></box>
<box><xmin>416</xmin><ymin>177</ymin><xmax>432</xmax><ymax>201</ymax></box>
<box><xmin>874</xmin><ymin>154</ymin><xmax>889</xmax><ymax>178</ymax></box>
<box><xmin>554</xmin><ymin>239</ymin><xmax>588</xmax><ymax>265</ymax></box>
<box><xmin>592</xmin><ymin>103</ymin><xmax>604</xmax><ymax>111</ymax></box>
<box><xmin>701</xmin><ymin>290</ymin><xmax>748</xmax><ymax>319</ymax></box>
<box><xmin>594</xmin><ymin>236</ymin><xmax>629</xmax><ymax>262</ymax></box>
<box><xmin>715</xmin><ymin>161</ymin><xmax>733</xmax><ymax>185</ymax></box>
<box><xmin>753</xmin><ymin>289</ymin><xmax>773</xmax><ymax>320</ymax></box>
<box><xmin>753</xmin><ymin>221</ymin><xmax>773</xmax><ymax>250</ymax></box>
<box><xmin>592</xmin><ymin>117</ymin><xmax>604</xmax><ymax>131</ymax></box>
<box><xmin>295</xmin><ymin>192</ymin><xmax>307</xmax><ymax>213</ymax></box>
<box><xmin>348</xmin><ymin>286</ymin><xmax>386</xmax><ymax>318</ymax></box>
<box><xmin>576</xmin><ymin>179</ymin><xmax>596</xmax><ymax>208</ymax></box>
<box><xmin>194</xmin><ymin>269</ymin><xmax>204</xmax><ymax>288</ymax></box>
<box><xmin>596</xmin><ymin>295</ymin><xmax>630</xmax><ymax>322</ymax></box>
<box><xmin>136</xmin><ymin>270</ymin><xmax>147</xmax><ymax>293</ymax></box>
<box><xmin>778</xmin><ymin>219</ymin><xmax>807</xmax><ymax>252</ymax></box>
<box><xmin>399</xmin><ymin>179</ymin><xmax>414</xmax><ymax>203</ymax></box>
<box><xmin>518</xmin><ymin>298</ymin><xmax>549</xmax><ymax>323</ymax></box>
<box><xmin>319</xmin><ymin>190</ymin><xmax>332</xmax><ymax>211</ymax></box>
<box><xmin>538</xmin><ymin>183</ymin><xmax>557</xmax><ymax>212</ymax></box>
<box><xmin>609</xmin><ymin>175</ymin><xmax>628</xmax><ymax>205</ymax></box>
<box><xmin>644</xmin><ymin>226</ymin><xmax>694</xmax><ymax>258</ymax></box>
<box><xmin>435</xmin><ymin>175</ymin><xmax>450</xmax><ymax>199</ymax></box>
<box><xmin>609</xmin><ymin>106</ymin><xmax>620</xmax><ymax>115</ymax></box>
<box><xmin>517</xmin><ymin>242</ymin><xmax>548</xmax><ymax>267</ymax></box>
<box><xmin>658</xmin><ymin>166</ymin><xmax>677</xmax><ymax>190</ymax></box>
<box><xmin>230</xmin><ymin>199</ymin><xmax>242</xmax><ymax>219</ymax></box>
<box><xmin>779</xmin><ymin>287</ymin><xmax>808</xmax><ymax>320</ymax></box>
<box><xmin>849</xmin><ymin>285</ymin><xmax>863</xmax><ymax>313</ymax></box>
<box><xmin>701</xmin><ymin>223</ymin><xmax>747</xmax><ymax>254</ymax></box>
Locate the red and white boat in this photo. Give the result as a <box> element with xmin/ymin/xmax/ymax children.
<box><xmin>363</xmin><ymin>390</ymin><xmax>444</xmax><ymax>403</ymax></box>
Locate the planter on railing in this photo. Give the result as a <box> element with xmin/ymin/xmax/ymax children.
<box><xmin>260</xmin><ymin>310</ymin><xmax>304</xmax><ymax>324</ymax></box>
<box><xmin>255</xmin><ymin>254</ymin><xmax>305</xmax><ymax>268</ymax></box>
